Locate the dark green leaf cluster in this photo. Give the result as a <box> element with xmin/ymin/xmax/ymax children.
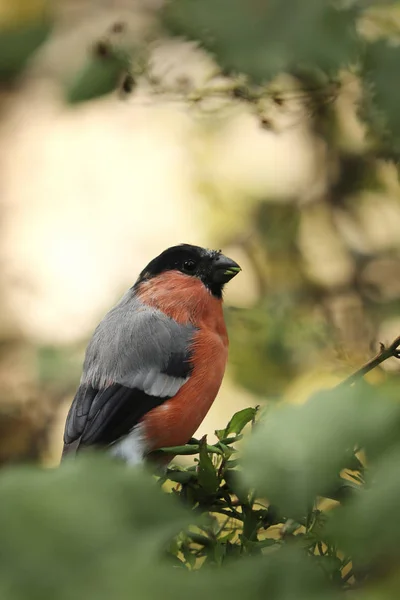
<box><xmin>3</xmin><ymin>377</ymin><xmax>400</xmax><ymax>598</ymax></box>
<box><xmin>163</xmin><ymin>377</ymin><xmax>400</xmax><ymax>594</ymax></box>
<box><xmin>65</xmin><ymin>40</ymin><xmax>132</xmax><ymax>105</ymax></box>
<box><xmin>161</xmin><ymin>0</ymin><xmax>400</xmax><ymax>159</ymax></box>
<box><xmin>157</xmin><ymin>377</ymin><xmax>399</xmax><ymax>587</ymax></box>
<box><xmin>0</xmin><ymin>9</ymin><xmax>51</xmax><ymax>83</ymax></box>
<box><xmin>2</xmin><ymin>0</ymin><xmax>400</xmax><ymax>157</ymax></box>
<box><xmin>162</xmin><ymin>0</ymin><xmax>360</xmax><ymax>83</ymax></box>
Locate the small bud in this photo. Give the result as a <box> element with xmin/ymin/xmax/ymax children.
<box><xmin>121</xmin><ymin>74</ymin><xmax>136</xmax><ymax>94</ymax></box>
<box><xmin>110</xmin><ymin>22</ymin><xmax>126</xmax><ymax>34</ymax></box>
<box><xmin>176</xmin><ymin>75</ymin><xmax>191</xmax><ymax>92</ymax></box>
<box><xmin>231</xmin><ymin>85</ymin><xmax>251</xmax><ymax>101</ymax></box>
<box><xmin>260</xmin><ymin>117</ymin><xmax>273</xmax><ymax>130</ymax></box>
<box><xmin>272</xmin><ymin>94</ymin><xmax>284</xmax><ymax>106</ymax></box>
<box><xmin>93</xmin><ymin>40</ymin><xmax>111</xmax><ymax>59</ymax></box>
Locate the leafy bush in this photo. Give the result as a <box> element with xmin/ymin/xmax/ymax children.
<box><xmin>160</xmin><ymin>0</ymin><xmax>400</xmax><ymax>156</ymax></box>
<box><xmin>2</xmin><ymin>346</ymin><xmax>400</xmax><ymax>599</ymax></box>
<box><xmin>2</xmin><ymin>2</ymin><xmax>400</xmax><ymax>599</ymax></box>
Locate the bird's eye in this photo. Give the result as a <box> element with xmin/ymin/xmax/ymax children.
<box><xmin>183</xmin><ymin>259</ymin><xmax>197</xmax><ymax>273</ymax></box>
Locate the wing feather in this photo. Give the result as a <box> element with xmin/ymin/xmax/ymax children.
<box><xmin>61</xmin><ymin>291</ymin><xmax>195</xmax><ymax>459</ymax></box>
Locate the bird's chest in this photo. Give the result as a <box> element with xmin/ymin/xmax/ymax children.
<box><xmin>142</xmin><ymin>325</ymin><xmax>228</xmax><ymax>451</ymax></box>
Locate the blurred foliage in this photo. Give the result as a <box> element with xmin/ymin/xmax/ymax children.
<box><xmin>4</xmin><ymin>362</ymin><xmax>400</xmax><ymax>598</ymax></box>
<box><xmin>0</xmin><ymin>0</ymin><xmax>398</xmax><ymax>432</ymax></box>
<box><xmin>0</xmin><ymin>18</ymin><xmax>51</xmax><ymax>81</ymax></box>
<box><xmin>156</xmin><ymin>0</ymin><xmax>400</xmax><ymax>396</ymax></box>
<box><xmin>0</xmin><ymin>1</ymin><xmax>399</xmax><ymax>599</ymax></box>
<box><xmin>162</xmin><ymin>0</ymin><xmax>360</xmax><ymax>82</ymax></box>
<box><xmin>226</xmin><ymin>296</ymin><xmax>329</xmax><ymax>396</ymax></box>
<box><xmin>65</xmin><ymin>42</ymin><xmax>131</xmax><ymax>105</ymax></box>
<box><xmin>160</xmin><ymin>0</ymin><xmax>400</xmax><ymax>153</ymax></box>
<box><xmin>0</xmin><ymin>0</ymin><xmax>51</xmax><ymax>82</ymax></box>
<box><xmin>0</xmin><ymin>0</ymin><xmax>399</xmax><ymax>422</ymax></box>
<box><xmin>362</xmin><ymin>40</ymin><xmax>400</xmax><ymax>155</ymax></box>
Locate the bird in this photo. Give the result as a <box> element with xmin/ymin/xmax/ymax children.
<box><xmin>61</xmin><ymin>243</ymin><xmax>241</xmax><ymax>465</ymax></box>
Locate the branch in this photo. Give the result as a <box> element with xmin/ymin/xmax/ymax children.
<box><xmin>336</xmin><ymin>335</ymin><xmax>400</xmax><ymax>389</ymax></box>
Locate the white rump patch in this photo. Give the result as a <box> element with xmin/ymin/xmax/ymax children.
<box><xmin>128</xmin><ymin>369</ymin><xmax>188</xmax><ymax>398</ymax></box>
<box><xmin>109</xmin><ymin>425</ymin><xmax>147</xmax><ymax>465</ymax></box>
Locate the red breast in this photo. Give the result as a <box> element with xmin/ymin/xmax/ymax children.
<box><xmin>137</xmin><ymin>271</ymin><xmax>228</xmax><ymax>450</ymax></box>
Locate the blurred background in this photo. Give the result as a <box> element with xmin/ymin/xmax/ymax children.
<box><xmin>1</xmin><ymin>0</ymin><xmax>400</xmax><ymax>467</ymax></box>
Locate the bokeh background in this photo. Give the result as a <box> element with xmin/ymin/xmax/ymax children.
<box><xmin>1</xmin><ymin>0</ymin><xmax>400</xmax><ymax>467</ymax></box>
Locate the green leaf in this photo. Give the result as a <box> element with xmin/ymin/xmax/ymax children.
<box><xmin>66</xmin><ymin>48</ymin><xmax>130</xmax><ymax>104</ymax></box>
<box><xmin>242</xmin><ymin>538</ymin><xmax>277</xmax><ymax>552</ymax></box>
<box><xmin>0</xmin><ymin>455</ymin><xmax>193</xmax><ymax>600</ymax></box>
<box><xmin>216</xmin><ymin>442</ymin><xmax>235</xmax><ymax>456</ymax></box>
<box><xmin>240</xmin><ymin>383</ymin><xmax>400</xmax><ymax>519</ymax></box>
<box><xmin>216</xmin><ymin>407</ymin><xmax>258</xmax><ymax>440</ymax></box>
<box><xmin>224</xmin><ymin>469</ymin><xmax>250</xmax><ymax>505</ymax></box>
<box><xmin>162</xmin><ymin>0</ymin><xmax>361</xmax><ymax>83</ymax></box>
<box><xmin>181</xmin><ymin>543</ymin><xmax>197</xmax><ymax>569</ymax></box>
<box><xmin>217</xmin><ymin>436</ymin><xmax>242</xmax><ymax>447</ymax></box>
<box><xmin>166</xmin><ymin>469</ymin><xmax>197</xmax><ymax>484</ymax></box>
<box><xmin>327</xmin><ymin>447</ymin><xmax>400</xmax><ymax>566</ymax></box>
<box><xmin>158</xmin><ymin>445</ymin><xmax>202</xmax><ymax>455</ymax></box>
<box><xmin>0</xmin><ymin>18</ymin><xmax>52</xmax><ymax>82</ymax></box>
<box><xmin>323</xmin><ymin>477</ymin><xmax>361</xmax><ymax>502</ymax></box>
<box><xmin>217</xmin><ymin>530</ymin><xmax>237</xmax><ymax>544</ymax></box>
<box><xmin>198</xmin><ymin>436</ymin><xmax>219</xmax><ymax>495</ymax></box>
<box><xmin>362</xmin><ymin>40</ymin><xmax>400</xmax><ymax>154</ymax></box>
<box><xmin>158</xmin><ymin>443</ymin><xmax>223</xmax><ymax>456</ymax></box>
<box><xmin>213</xmin><ymin>541</ymin><xmax>226</xmax><ymax>566</ymax></box>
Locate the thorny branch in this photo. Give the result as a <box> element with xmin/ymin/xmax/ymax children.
<box><xmin>336</xmin><ymin>335</ymin><xmax>400</xmax><ymax>389</ymax></box>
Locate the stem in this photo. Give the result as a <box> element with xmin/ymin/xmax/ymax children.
<box><xmin>188</xmin><ymin>533</ymin><xmax>213</xmax><ymax>547</ymax></box>
<box><xmin>336</xmin><ymin>335</ymin><xmax>400</xmax><ymax>389</ymax></box>
<box><xmin>242</xmin><ymin>503</ymin><xmax>259</xmax><ymax>543</ymax></box>
<box><xmin>342</xmin><ymin>568</ymin><xmax>354</xmax><ymax>584</ymax></box>
<box><xmin>210</xmin><ymin>507</ymin><xmax>243</xmax><ymax>521</ymax></box>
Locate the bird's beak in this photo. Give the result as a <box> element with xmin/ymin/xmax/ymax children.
<box><xmin>211</xmin><ymin>254</ymin><xmax>241</xmax><ymax>284</ymax></box>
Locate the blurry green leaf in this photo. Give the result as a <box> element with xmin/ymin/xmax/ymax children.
<box><xmin>216</xmin><ymin>442</ymin><xmax>235</xmax><ymax>457</ymax></box>
<box><xmin>3</xmin><ymin>454</ymin><xmax>330</xmax><ymax>600</ymax></box>
<box><xmin>66</xmin><ymin>48</ymin><xmax>130</xmax><ymax>104</ymax></box>
<box><xmin>243</xmin><ymin>537</ymin><xmax>277</xmax><ymax>552</ymax></box>
<box><xmin>324</xmin><ymin>477</ymin><xmax>361</xmax><ymax>502</ymax></box>
<box><xmin>162</xmin><ymin>0</ymin><xmax>360</xmax><ymax>83</ymax></box>
<box><xmin>159</xmin><ymin>445</ymin><xmax>202</xmax><ymax>455</ymax></box>
<box><xmin>198</xmin><ymin>437</ymin><xmax>219</xmax><ymax>495</ymax></box>
<box><xmin>224</xmin><ymin>468</ymin><xmax>250</xmax><ymax>505</ymax></box>
<box><xmin>0</xmin><ymin>455</ymin><xmax>193</xmax><ymax>600</ymax></box>
<box><xmin>215</xmin><ymin>407</ymin><xmax>258</xmax><ymax>440</ymax></box>
<box><xmin>217</xmin><ymin>436</ymin><xmax>242</xmax><ymax>446</ymax></box>
<box><xmin>240</xmin><ymin>383</ymin><xmax>400</xmax><ymax>519</ymax></box>
<box><xmin>0</xmin><ymin>18</ymin><xmax>52</xmax><ymax>82</ymax></box>
<box><xmin>344</xmin><ymin>450</ymin><xmax>364</xmax><ymax>473</ymax></box>
<box><xmin>181</xmin><ymin>543</ymin><xmax>197</xmax><ymax>568</ymax></box>
<box><xmin>229</xmin><ymin>296</ymin><xmax>329</xmax><ymax>396</ymax></box>
<box><xmin>213</xmin><ymin>541</ymin><xmax>226</xmax><ymax>566</ymax></box>
<box><xmin>217</xmin><ymin>530</ymin><xmax>237</xmax><ymax>544</ymax></box>
<box><xmin>167</xmin><ymin>468</ymin><xmax>197</xmax><ymax>484</ymax></box>
<box><xmin>362</xmin><ymin>40</ymin><xmax>400</xmax><ymax>154</ymax></box>
<box><xmin>229</xmin><ymin>545</ymin><xmax>331</xmax><ymax>600</ymax></box>
<box><xmin>327</xmin><ymin>447</ymin><xmax>400</xmax><ymax>566</ymax></box>
<box><xmin>158</xmin><ymin>443</ymin><xmax>223</xmax><ymax>455</ymax></box>
<box><xmin>225</xmin><ymin>458</ymin><xmax>240</xmax><ymax>468</ymax></box>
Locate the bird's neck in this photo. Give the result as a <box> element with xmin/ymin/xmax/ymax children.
<box><xmin>137</xmin><ymin>272</ymin><xmax>227</xmax><ymax>336</ymax></box>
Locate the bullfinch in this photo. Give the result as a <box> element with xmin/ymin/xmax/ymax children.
<box><xmin>61</xmin><ymin>244</ymin><xmax>241</xmax><ymax>465</ymax></box>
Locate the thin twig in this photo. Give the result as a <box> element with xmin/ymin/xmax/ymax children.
<box><xmin>336</xmin><ymin>335</ymin><xmax>400</xmax><ymax>389</ymax></box>
<box><xmin>210</xmin><ymin>507</ymin><xmax>243</xmax><ymax>521</ymax></box>
<box><xmin>342</xmin><ymin>568</ymin><xmax>354</xmax><ymax>584</ymax></box>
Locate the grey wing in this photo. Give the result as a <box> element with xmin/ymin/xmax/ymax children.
<box><xmin>62</xmin><ymin>292</ymin><xmax>196</xmax><ymax>458</ymax></box>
